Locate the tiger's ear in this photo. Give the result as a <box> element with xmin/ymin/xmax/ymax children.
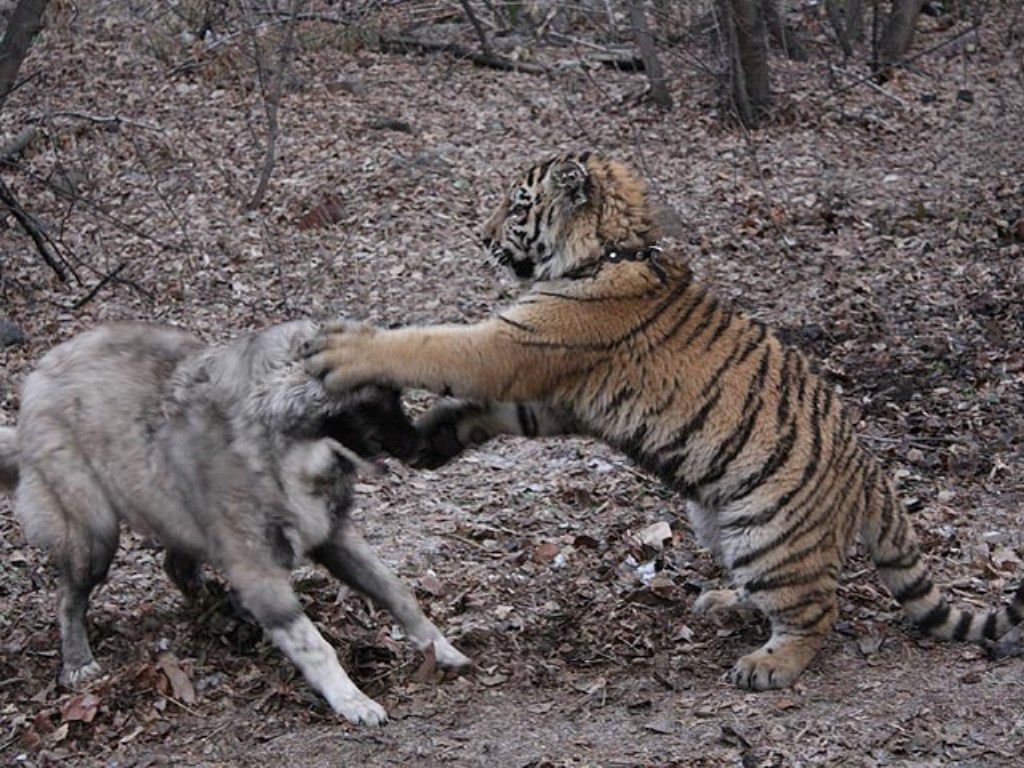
<box><xmin>553</xmin><ymin>160</ymin><xmax>590</xmax><ymax>207</ymax></box>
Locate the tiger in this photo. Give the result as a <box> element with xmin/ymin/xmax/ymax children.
<box><xmin>303</xmin><ymin>152</ymin><xmax>1024</xmax><ymax>690</ymax></box>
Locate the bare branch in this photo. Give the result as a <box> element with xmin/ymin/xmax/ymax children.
<box><xmin>247</xmin><ymin>0</ymin><xmax>305</xmax><ymax>211</ymax></box>
<box><xmin>379</xmin><ymin>34</ymin><xmax>548</xmax><ymax>75</ymax></box>
<box><xmin>459</xmin><ymin>0</ymin><xmax>494</xmax><ymax>58</ymax></box>
<box><xmin>0</xmin><ymin>175</ymin><xmax>71</xmax><ymax>283</ymax></box>
<box><xmin>66</xmin><ymin>262</ymin><xmax>128</xmax><ymax>310</ymax></box>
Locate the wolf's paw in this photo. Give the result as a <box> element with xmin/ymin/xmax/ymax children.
<box><xmin>432</xmin><ymin>637</ymin><xmax>472</xmax><ymax>671</ymax></box>
<box><xmin>60</xmin><ymin>660</ymin><xmax>103</xmax><ymax>689</ymax></box>
<box><xmin>333</xmin><ymin>690</ymin><xmax>388</xmax><ymax>727</ymax></box>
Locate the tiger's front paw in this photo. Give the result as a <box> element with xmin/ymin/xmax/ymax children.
<box><xmin>302</xmin><ymin>320</ymin><xmax>382</xmax><ymax>392</ymax></box>
<box><xmin>410</xmin><ymin>400</ymin><xmax>483</xmax><ymax>469</ymax></box>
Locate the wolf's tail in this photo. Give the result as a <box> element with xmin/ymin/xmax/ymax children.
<box><xmin>0</xmin><ymin>426</ymin><xmax>18</xmax><ymax>491</ymax></box>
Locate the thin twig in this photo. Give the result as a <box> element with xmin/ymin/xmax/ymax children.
<box><xmin>0</xmin><ymin>176</ymin><xmax>71</xmax><ymax>283</ymax></box>
<box><xmin>247</xmin><ymin>0</ymin><xmax>304</xmax><ymax>210</ymax></box>
<box><xmin>829</xmin><ymin>64</ymin><xmax>910</xmax><ymax>107</ymax></box>
<box><xmin>6</xmin><ymin>161</ymin><xmax>178</xmax><ymax>252</ymax></box>
<box><xmin>255</xmin><ymin>10</ymin><xmax>351</xmax><ymax>25</ymax></box>
<box><xmin>65</xmin><ymin>262</ymin><xmax>128</xmax><ymax>310</ymax></box>
<box><xmin>28</xmin><ymin>111</ymin><xmax>161</xmax><ymax>131</ymax></box>
<box><xmin>127</xmin><ymin>133</ymin><xmax>192</xmax><ymax>250</ymax></box>
<box><xmin>825</xmin><ymin>23</ymin><xmax>981</xmax><ymax>101</ymax></box>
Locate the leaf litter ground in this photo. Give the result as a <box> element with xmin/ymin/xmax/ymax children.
<box><xmin>0</xmin><ymin>8</ymin><xmax>1022</xmax><ymax>767</ymax></box>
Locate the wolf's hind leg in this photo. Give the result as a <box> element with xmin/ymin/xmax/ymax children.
<box><xmin>313</xmin><ymin>521</ymin><xmax>471</xmax><ymax>671</ymax></box>
<box><xmin>22</xmin><ymin>474</ymin><xmax>119</xmax><ymax>687</ymax></box>
<box><xmin>164</xmin><ymin>549</ymin><xmax>204</xmax><ymax>598</ymax></box>
<box><xmin>225</xmin><ymin>562</ymin><xmax>388</xmax><ymax>726</ymax></box>
<box><xmin>55</xmin><ymin>524</ymin><xmax>119</xmax><ymax>687</ymax></box>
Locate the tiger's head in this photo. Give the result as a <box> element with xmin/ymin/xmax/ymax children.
<box><xmin>482</xmin><ymin>152</ymin><xmax>660</xmax><ymax>281</ymax></box>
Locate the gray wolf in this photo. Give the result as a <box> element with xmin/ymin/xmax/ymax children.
<box><xmin>0</xmin><ymin>320</ymin><xmax>469</xmax><ymax>725</ymax></box>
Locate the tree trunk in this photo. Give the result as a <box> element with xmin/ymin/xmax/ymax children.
<box><xmin>826</xmin><ymin>0</ymin><xmax>854</xmax><ymax>56</ymax></box>
<box><xmin>762</xmin><ymin>0</ymin><xmax>807</xmax><ymax>61</ymax></box>
<box><xmin>627</xmin><ymin>0</ymin><xmax>672</xmax><ymax>109</ymax></box>
<box><xmin>718</xmin><ymin>0</ymin><xmax>771</xmax><ymax>128</ymax></box>
<box><xmin>878</xmin><ymin>0</ymin><xmax>924</xmax><ymax>72</ymax></box>
<box><xmin>847</xmin><ymin>0</ymin><xmax>865</xmax><ymax>42</ymax></box>
<box><xmin>0</xmin><ymin>0</ymin><xmax>49</xmax><ymax>113</ymax></box>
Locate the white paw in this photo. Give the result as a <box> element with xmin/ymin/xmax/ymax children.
<box><xmin>432</xmin><ymin>637</ymin><xmax>472</xmax><ymax>670</ymax></box>
<box><xmin>333</xmin><ymin>690</ymin><xmax>388</xmax><ymax>726</ymax></box>
<box><xmin>60</xmin><ymin>660</ymin><xmax>103</xmax><ymax>688</ymax></box>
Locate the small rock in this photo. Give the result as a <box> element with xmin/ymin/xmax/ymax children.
<box><xmin>643</xmin><ymin>717</ymin><xmax>677</xmax><ymax>735</ymax></box>
<box><xmin>0</xmin><ymin>319</ymin><xmax>26</xmax><ymax>347</ymax></box>
<box><xmin>331</xmin><ymin>78</ymin><xmax>368</xmax><ymax>96</ymax></box>
<box><xmin>638</xmin><ymin>521</ymin><xmax>673</xmax><ymax>551</ymax></box>
<box><xmin>367</xmin><ymin>117</ymin><xmax>413</xmax><ymax>133</ymax></box>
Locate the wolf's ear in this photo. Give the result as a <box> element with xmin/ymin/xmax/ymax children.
<box><xmin>553</xmin><ymin>159</ymin><xmax>590</xmax><ymax>207</ymax></box>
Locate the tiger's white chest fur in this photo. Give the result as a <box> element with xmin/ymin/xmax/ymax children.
<box><xmin>685</xmin><ymin>499</ymin><xmax>721</xmax><ymax>558</ymax></box>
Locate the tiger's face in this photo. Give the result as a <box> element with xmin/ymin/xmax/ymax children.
<box><xmin>482</xmin><ymin>153</ymin><xmax>596</xmax><ymax>282</ymax></box>
<box><xmin>481</xmin><ymin>152</ymin><xmax>658</xmax><ymax>283</ymax></box>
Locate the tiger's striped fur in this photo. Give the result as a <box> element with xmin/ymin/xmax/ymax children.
<box><xmin>306</xmin><ymin>152</ymin><xmax>1024</xmax><ymax>690</ymax></box>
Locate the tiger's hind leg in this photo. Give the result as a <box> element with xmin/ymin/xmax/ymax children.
<box><xmin>728</xmin><ymin>581</ymin><xmax>839</xmax><ymax>691</ymax></box>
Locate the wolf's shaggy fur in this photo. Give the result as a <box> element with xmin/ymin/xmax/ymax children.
<box><xmin>0</xmin><ymin>320</ymin><xmax>469</xmax><ymax>725</ymax></box>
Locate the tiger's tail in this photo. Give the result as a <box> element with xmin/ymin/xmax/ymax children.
<box><xmin>0</xmin><ymin>426</ymin><xmax>18</xmax><ymax>491</ymax></box>
<box><xmin>863</xmin><ymin>470</ymin><xmax>1024</xmax><ymax>642</ymax></box>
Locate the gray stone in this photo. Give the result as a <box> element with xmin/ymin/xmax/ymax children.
<box><xmin>0</xmin><ymin>319</ymin><xmax>27</xmax><ymax>348</ymax></box>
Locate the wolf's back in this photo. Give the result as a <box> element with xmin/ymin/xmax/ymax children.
<box><xmin>0</xmin><ymin>426</ymin><xmax>17</xmax><ymax>490</ymax></box>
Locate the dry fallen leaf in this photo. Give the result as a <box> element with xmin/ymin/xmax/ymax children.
<box><xmin>157</xmin><ymin>652</ymin><xmax>197</xmax><ymax>705</ymax></box>
<box><xmin>532</xmin><ymin>541</ymin><xmax>560</xmax><ymax>564</ymax></box>
<box><xmin>60</xmin><ymin>692</ymin><xmax>100</xmax><ymax>724</ymax></box>
<box><xmin>414</xmin><ymin>642</ymin><xmax>438</xmax><ymax>683</ymax></box>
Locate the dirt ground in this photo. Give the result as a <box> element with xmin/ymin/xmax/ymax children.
<box><xmin>1</xmin><ymin>5</ymin><xmax>1023</xmax><ymax>766</ymax></box>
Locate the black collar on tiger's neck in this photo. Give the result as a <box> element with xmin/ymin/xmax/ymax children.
<box><xmin>603</xmin><ymin>243</ymin><xmax>666</xmax><ymax>284</ymax></box>
<box><xmin>561</xmin><ymin>244</ymin><xmax>666</xmax><ymax>282</ymax></box>
<box><xmin>602</xmin><ymin>244</ymin><xmax>662</xmax><ymax>263</ymax></box>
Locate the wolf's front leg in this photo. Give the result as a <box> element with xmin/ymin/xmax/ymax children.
<box><xmin>226</xmin><ymin>564</ymin><xmax>388</xmax><ymax>725</ymax></box>
<box><xmin>312</xmin><ymin>520</ymin><xmax>471</xmax><ymax>671</ymax></box>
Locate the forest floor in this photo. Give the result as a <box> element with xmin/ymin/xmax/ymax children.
<box><xmin>1</xmin><ymin>5</ymin><xmax>1023</xmax><ymax>767</ymax></box>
